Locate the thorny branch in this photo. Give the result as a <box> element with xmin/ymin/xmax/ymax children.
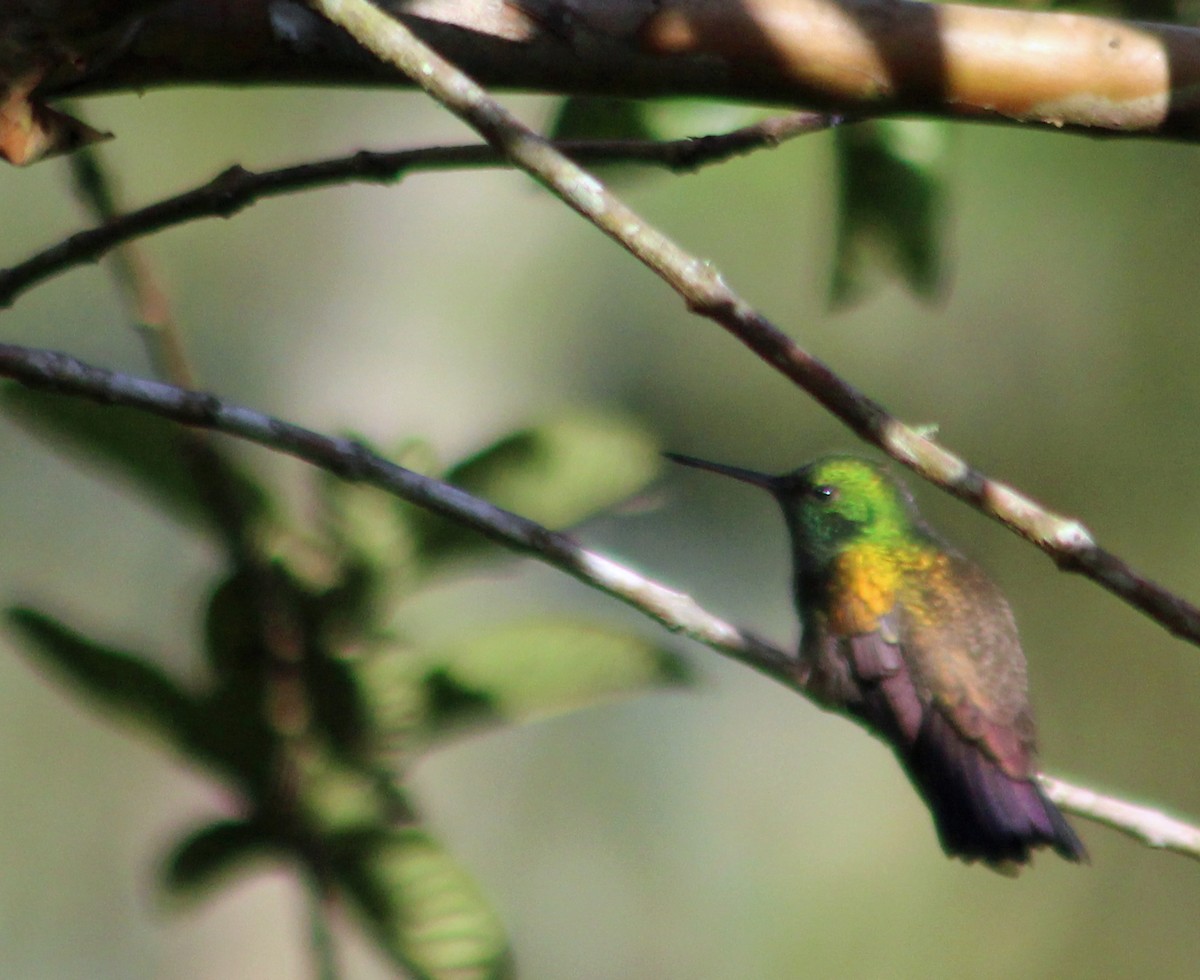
<box><xmin>307</xmin><ymin>0</ymin><xmax>1200</xmax><ymax>652</ymax></box>
<box><xmin>0</xmin><ymin>342</ymin><xmax>1194</xmax><ymax>860</ymax></box>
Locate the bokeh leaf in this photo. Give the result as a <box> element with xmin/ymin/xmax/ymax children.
<box><xmin>362</xmin><ymin>620</ymin><xmax>690</xmax><ymax>744</ymax></box>
<box><xmin>0</xmin><ymin>384</ymin><xmax>265</xmax><ymax>530</ymax></box>
<box><xmin>548</xmin><ymin>97</ymin><xmax>660</xmax><ymax>182</ymax></box>
<box><xmin>414</xmin><ymin>413</ymin><xmax>659</xmax><ymax>563</ymax></box>
<box><xmin>203</xmin><ymin>566</ymin><xmax>268</xmax><ymax>679</ymax></box>
<box><xmin>7</xmin><ymin>606</ymin><xmax>197</xmax><ymax>750</ymax></box>
<box><xmin>550</xmin><ymin>97</ymin><xmax>764</xmax><ymax>145</ymax></box>
<box><xmin>831</xmin><ymin>119</ymin><xmax>950</xmax><ymax>306</ymax></box>
<box><xmin>320</xmin><ymin>437</ymin><xmax>437</xmax><ymax>573</ymax></box>
<box><xmin>333</xmin><ymin>826</ymin><xmax>512</xmax><ymax>979</ymax></box>
<box><xmin>189</xmin><ymin>676</ymin><xmax>275</xmax><ymax>796</ymax></box>
<box><xmin>549</xmin><ymin>96</ymin><xmax>656</xmax><ymax>142</ymax></box>
<box><xmin>162</xmin><ymin>818</ymin><xmax>281</xmax><ymax>900</ymax></box>
<box><xmin>637</xmin><ymin>100</ymin><xmax>767</xmax><ymax>141</ymax></box>
<box><xmin>433</xmin><ymin>620</ymin><xmax>689</xmax><ymax>727</ymax></box>
<box><xmin>305</xmin><ymin>647</ymin><xmax>371</xmax><ymax>763</ymax></box>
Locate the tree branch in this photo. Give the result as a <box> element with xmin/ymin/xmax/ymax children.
<box><xmin>0</xmin><ymin>343</ymin><xmax>790</xmax><ymax>679</ymax></box>
<box><xmin>33</xmin><ymin>0</ymin><xmax>1200</xmax><ymax>142</ymax></box>
<box><xmin>1041</xmin><ymin>777</ymin><xmax>1200</xmax><ymax>861</ymax></box>
<box><xmin>306</xmin><ymin>0</ymin><xmax>1200</xmax><ymax>653</ymax></box>
<box><xmin>64</xmin><ymin>123</ymin><xmax>195</xmax><ymax>384</ymax></box>
<box><xmin>0</xmin><ymin>340</ymin><xmax>1194</xmax><ymax>861</ymax></box>
<box><xmin>0</xmin><ymin>112</ymin><xmax>834</xmax><ymax>309</ymax></box>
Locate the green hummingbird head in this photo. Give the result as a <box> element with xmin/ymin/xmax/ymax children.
<box><xmin>777</xmin><ymin>455</ymin><xmax>924</xmax><ymax>567</ymax></box>
<box><xmin>665</xmin><ymin>452</ymin><xmax>926</xmax><ymax>571</ymax></box>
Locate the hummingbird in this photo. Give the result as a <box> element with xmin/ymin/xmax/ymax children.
<box><xmin>666</xmin><ymin>451</ymin><xmax>1086</xmax><ymax>870</ymax></box>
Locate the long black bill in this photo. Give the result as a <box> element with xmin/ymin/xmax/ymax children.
<box><xmin>663</xmin><ymin>452</ymin><xmax>780</xmax><ymax>491</ymax></box>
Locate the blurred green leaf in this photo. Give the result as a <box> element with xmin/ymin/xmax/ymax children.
<box><xmin>354</xmin><ymin>639</ymin><xmax>426</xmax><ymax>748</ymax></box>
<box><xmin>421</xmin><ymin>668</ymin><xmax>496</xmax><ymax>732</ymax></box>
<box><xmin>317</xmin><ymin>437</ymin><xmax>442</xmax><ymax>624</ymax></box>
<box><xmin>333</xmin><ymin>827</ymin><xmax>512</xmax><ymax>980</ymax></box>
<box><xmin>548</xmin><ymin>97</ymin><xmax>659</xmax><ymax>182</ymax></box>
<box><xmin>414</xmin><ymin>413</ymin><xmax>659</xmax><ymax>563</ymax></box>
<box><xmin>203</xmin><ymin>567</ymin><xmax>267</xmax><ymax>678</ymax></box>
<box><xmin>432</xmin><ymin>620</ymin><xmax>689</xmax><ymax>727</ymax></box>
<box><xmin>302</xmin><ymin>756</ymin><xmax>414</xmax><ymax>834</ymax></box>
<box><xmin>305</xmin><ymin>648</ymin><xmax>371</xmax><ymax>763</ymax></box>
<box><xmin>549</xmin><ymin>96</ymin><xmax>656</xmax><ymax>142</ymax></box>
<box><xmin>831</xmin><ymin>119</ymin><xmax>950</xmax><ymax>306</ymax></box>
<box><xmin>320</xmin><ymin>437</ymin><xmax>435</xmax><ymax>571</ymax></box>
<box><xmin>0</xmin><ymin>384</ymin><xmax>266</xmax><ymax>530</ymax></box>
<box><xmin>7</xmin><ymin>606</ymin><xmax>197</xmax><ymax>750</ymax></box>
<box><xmin>638</xmin><ymin>100</ymin><xmax>767</xmax><ymax>140</ymax></box>
<box><xmin>550</xmin><ymin>97</ymin><xmax>766</xmax><ymax>144</ymax></box>
<box><xmin>361</xmin><ymin>620</ymin><xmax>690</xmax><ymax>744</ymax></box>
<box><xmin>202</xmin><ymin>559</ymin><xmax>374</xmax><ymax>785</ymax></box>
<box><xmin>189</xmin><ymin>677</ymin><xmax>274</xmax><ymax>795</ymax></box>
<box><xmin>162</xmin><ymin>818</ymin><xmax>280</xmax><ymax>900</ymax></box>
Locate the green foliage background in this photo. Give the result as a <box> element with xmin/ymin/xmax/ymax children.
<box><xmin>1</xmin><ymin>84</ymin><xmax>1198</xmax><ymax>977</ymax></box>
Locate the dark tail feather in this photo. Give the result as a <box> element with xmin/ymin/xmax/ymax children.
<box><xmin>906</xmin><ymin>711</ymin><xmax>1087</xmax><ymax>869</ymax></box>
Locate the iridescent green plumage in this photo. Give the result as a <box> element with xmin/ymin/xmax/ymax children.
<box><xmin>667</xmin><ymin>452</ymin><xmax>1085</xmax><ymax>869</ymax></box>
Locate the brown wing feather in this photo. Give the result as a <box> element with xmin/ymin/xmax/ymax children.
<box><xmin>897</xmin><ymin>552</ymin><xmax>1036</xmax><ymax>778</ymax></box>
<box><xmin>803</xmin><ymin>564</ymin><xmax>1086</xmax><ymax>867</ymax></box>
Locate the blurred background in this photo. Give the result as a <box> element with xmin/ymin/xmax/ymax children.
<box><xmin>0</xmin><ymin>86</ymin><xmax>1198</xmax><ymax>978</ymax></box>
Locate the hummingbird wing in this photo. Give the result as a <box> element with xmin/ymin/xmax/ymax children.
<box><xmin>897</xmin><ymin>552</ymin><xmax>1035</xmax><ymax>777</ymax></box>
<box><xmin>808</xmin><ymin>550</ymin><xmax>1085</xmax><ymax>867</ymax></box>
<box><xmin>896</xmin><ymin>553</ymin><xmax>1085</xmax><ymax>865</ymax></box>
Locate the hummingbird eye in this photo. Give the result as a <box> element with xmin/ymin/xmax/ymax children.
<box><xmin>812</xmin><ymin>484</ymin><xmax>838</xmax><ymax>502</ymax></box>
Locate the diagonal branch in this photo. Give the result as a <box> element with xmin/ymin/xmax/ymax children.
<box><xmin>307</xmin><ymin>0</ymin><xmax>1200</xmax><ymax>652</ymax></box>
<box><xmin>0</xmin><ymin>112</ymin><xmax>834</xmax><ymax>309</ymax></box>
<box><xmin>0</xmin><ymin>340</ymin><xmax>1194</xmax><ymax>861</ymax></box>
<box><xmin>0</xmin><ymin>343</ymin><xmax>788</xmax><ymax>677</ymax></box>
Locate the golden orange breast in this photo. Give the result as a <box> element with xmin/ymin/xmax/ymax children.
<box><xmin>826</xmin><ymin>543</ymin><xmax>940</xmax><ymax>635</ymax></box>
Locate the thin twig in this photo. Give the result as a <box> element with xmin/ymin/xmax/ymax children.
<box><xmin>64</xmin><ymin>125</ymin><xmax>194</xmax><ymax>385</ymax></box>
<box><xmin>0</xmin><ymin>343</ymin><xmax>789</xmax><ymax>679</ymax></box>
<box><xmin>1041</xmin><ymin>777</ymin><xmax>1200</xmax><ymax>861</ymax></box>
<box><xmin>0</xmin><ymin>113</ymin><xmax>833</xmax><ymax>310</ymax></box>
<box><xmin>0</xmin><ymin>341</ymin><xmax>1194</xmax><ymax>861</ymax></box>
<box><xmin>307</xmin><ymin>0</ymin><xmax>1200</xmax><ymax>651</ymax></box>
<box><xmin>308</xmin><ymin>879</ymin><xmax>340</xmax><ymax>980</ymax></box>
<box><xmin>60</xmin><ymin>126</ymin><xmax>258</xmax><ymax>557</ymax></box>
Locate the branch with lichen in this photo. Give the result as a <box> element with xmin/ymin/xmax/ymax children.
<box><xmin>0</xmin><ymin>340</ymin><xmax>1194</xmax><ymax>862</ymax></box>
